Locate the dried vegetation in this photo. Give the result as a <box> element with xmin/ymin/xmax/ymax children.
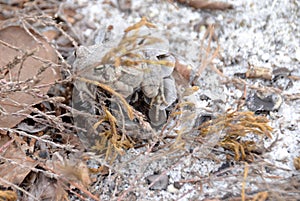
<box><xmin>199</xmin><ymin>110</ymin><xmax>272</xmax><ymax>161</ymax></box>
<box><xmin>0</xmin><ymin>0</ymin><xmax>299</xmax><ymax>201</ymax></box>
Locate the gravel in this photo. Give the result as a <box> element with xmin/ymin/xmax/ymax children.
<box><xmin>69</xmin><ymin>0</ymin><xmax>300</xmax><ymax>200</ymax></box>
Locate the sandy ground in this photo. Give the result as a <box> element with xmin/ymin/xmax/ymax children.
<box><xmin>69</xmin><ymin>0</ymin><xmax>300</xmax><ymax>200</ymax></box>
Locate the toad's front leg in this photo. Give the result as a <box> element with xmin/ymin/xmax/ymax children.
<box><xmin>148</xmin><ymin>94</ymin><xmax>167</xmax><ymax>127</ymax></box>
<box><xmin>148</xmin><ymin>76</ymin><xmax>177</xmax><ymax>127</ymax></box>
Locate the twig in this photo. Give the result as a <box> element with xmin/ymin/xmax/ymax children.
<box><xmin>1</xmin><ymin>128</ymin><xmax>78</xmax><ymax>152</ymax></box>
<box><xmin>0</xmin><ymin>177</ymin><xmax>38</xmax><ymax>201</ymax></box>
<box><xmin>39</xmin><ymin>163</ymin><xmax>101</xmax><ymax>201</ymax></box>
<box><xmin>242</xmin><ymin>162</ymin><xmax>249</xmax><ymax>201</ymax></box>
<box><xmin>0</xmin><ymin>138</ymin><xmax>15</xmax><ymax>153</ymax></box>
<box><xmin>77</xmin><ymin>77</ymin><xmax>135</xmax><ymax>120</ymax></box>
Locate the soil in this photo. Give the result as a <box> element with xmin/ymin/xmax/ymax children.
<box><xmin>0</xmin><ymin>0</ymin><xmax>299</xmax><ymax>201</ymax></box>
<box><xmin>68</xmin><ymin>0</ymin><xmax>300</xmax><ymax>200</ymax></box>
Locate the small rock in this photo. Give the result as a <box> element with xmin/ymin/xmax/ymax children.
<box><xmin>167</xmin><ymin>184</ymin><xmax>179</xmax><ymax>193</ymax></box>
<box><xmin>173</xmin><ymin>181</ymin><xmax>183</xmax><ymax>189</ymax></box>
<box><xmin>246</xmin><ymin>93</ymin><xmax>282</xmax><ymax>112</ymax></box>
<box><xmin>145</xmin><ymin>174</ymin><xmax>169</xmax><ymax>190</ymax></box>
<box><xmin>272</xmin><ymin>67</ymin><xmax>293</xmax><ymax>90</ymax></box>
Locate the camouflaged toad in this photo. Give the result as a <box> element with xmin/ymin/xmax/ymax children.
<box><xmin>72</xmin><ymin>28</ymin><xmax>178</xmax><ymax>146</ymax></box>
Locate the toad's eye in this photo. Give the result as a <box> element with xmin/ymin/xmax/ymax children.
<box><xmin>94</xmin><ymin>65</ymin><xmax>105</xmax><ymax>72</ymax></box>
<box><xmin>156</xmin><ymin>54</ymin><xmax>169</xmax><ymax>60</ymax></box>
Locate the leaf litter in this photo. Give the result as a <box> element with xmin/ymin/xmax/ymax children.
<box><xmin>0</xmin><ymin>0</ymin><xmax>299</xmax><ymax>201</ymax></box>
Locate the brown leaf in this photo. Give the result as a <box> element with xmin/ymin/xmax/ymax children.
<box><xmin>48</xmin><ymin>152</ymin><xmax>92</xmax><ymax>187</ymax></box>
<box><xmin>246</xmin><ymin>65</ymin><xmax>273</xmax><ymax>80</ymax></box>
<box><xmin>42</xmin><ymin>29</ymin><xmax>60</xmax><ymax>41</ymax></box>
<box><xmin>0</xmin><ymin>26</ymin><xmax>60</xmax><ymax>128</ymax></box>
<box><xmin>26</xmin><ymin>173</ymin><xmax>68</xmax><ymax>201</ymax></box>
<box><xmin>294</xmin><ymin>156</ymin><xmax>300</xmax><ymax>170</ymax></box>
<box><xmin>0</xmin><ymin>0</ymin><xmax>29</xmax><ymax>6</ymax></box>
<box><xmin>0</xmin><ymin>135</ymin><xmax>38</xmax><ymax>187</ymax></box>
<box><xmin>174</xmin><ymin>58</ymin><xmax>192</xmax><ymax>82</ymax></box>
<box><xmin>176</xmin><ymin>0</ymin><xmax>233</xmax><ymax>10</ymax></box>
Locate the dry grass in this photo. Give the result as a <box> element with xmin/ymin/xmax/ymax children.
<box><xmin>0</xmin><ymin>1</ymin><xmax>299</xmax><ymax>201</ymax></box>
<box><xmin>199</xmin><ymin>110</ymin><xmax>272</xmax><ymax>161</ymax></box>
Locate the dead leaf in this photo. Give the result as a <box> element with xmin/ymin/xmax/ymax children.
<box><xmin>246</xmin><ymin>65</ymin><xmax>273</xmax><ymax>80</ymax></box>
<box><xmin>294</xmin><ymin>156</ymin><xmax>300</xmax><ymax>170</ymax></box>
<box><xmin>0</xmin><ymin>0</ymin><xmax>29</xmax><ymax>6</ymax></box>
<box><xmin>0</xmin><ymin>26</ymin><xmax>60</xmax><ymax>128</ymax></box>
<box><xmin>0</xmin><ymin>135</ymin><xmax>38</xmax><ymax>187</ymax></box>
<box><xmin>176</xmin><ymin>0</ymin><xmax>233</xmax><ymax>10</ymax></box>
<box><xmin>89</xmin><ymin>165</ymin><xmax>110</xmax><ymax>176</ymax></box>
<box><xmin>42</xmin><ymin>29</ymin><xmax>60</xmax><ymax>41</ymax></box>
<box><xmin>62</xmin><ymin>7</ymin><xmax>78</xmax><ymax>24</ymax></box>
<box><xmin>174</xmin><ymin>58</ymin><xmax>193</xmax><ymax>82</ymax></box>
<box><xmin>47</xmin><ymin>152</ymin><xmax>92</xmax><ymax>187</ymax></box>
<box><xmin>26</xmin><ymin>173</ymin><xmax>68</xmax><ymax>201</ymax></box>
